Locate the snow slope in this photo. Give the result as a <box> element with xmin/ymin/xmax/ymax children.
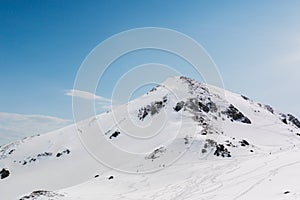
<box><xmin>0</xmin><ymin>76</ymin><xmax>300</xmax><ymax>200</ymax></box>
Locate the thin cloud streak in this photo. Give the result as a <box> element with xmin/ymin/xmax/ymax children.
<box><xmin>65</xmin><ymin>89</ymin><xmax>111</xmax><ymax>102</ymax></box>
<box><xmin>65</xmin><ymin>89</ymin><xmax>114</xmax><ymax>113</ymax></box>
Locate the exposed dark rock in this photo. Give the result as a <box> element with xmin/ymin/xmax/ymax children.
<box><xmin>109</xmin><ymin>131</ymin><xmax>121</xmax><ymax>139</ymax></box>
<box><xmin>138</xmin><ymin>97</ymin><xmax>167</xmax><ymax>120</ymax></box>
<box><xmin>0</xmin><ymin>168</ymin><xmax>10</xmax><ymax>179</ymax></box>
<box><xmin>264</xmin><ymin>105</ymin><xmax>274</xmax><ymax>114</ymax></box>
<box><xmin>241</xmin><ymin>95</ymin><xmax>249</xmax><ymax>101</ymax></box>
<box><xmin>280</xmin><ymin>114</ymin><xmax>288</xmax><ymax>124</ymax></box>
<box><xmin>37</xmin><ymin>152</ymin><xmax>52</xmax><ymax>157</ymax></box>
<box><xmin>225</xmin><ymin>140</ymin><xmax>236</xmax><ymax>148</ymax></box>
<box><xmin>94</xmin><ymin>174</ymin><xmax>99</xmax><ymax>178</ymax></box>
<box><xmin>204</xmin><ymin>139</ymin><xmax>217</xmax><ymax>148</ymax></box>
<box><xmin>0</xmin><ymin>143</ymin><xmax>19</xmax><ymax>160</ymax></box>
<box><xmin>138</xmin><ymin>107</ymin><xmax>149</xmax><ymax>120</ymax></box>
<box><xmin>202</xmin><ymin>139</ymin><xmax>231</xmax><ymax>157</ymax></box>
<box><xmin>145</xmin><ymin>147</ymin><xmax>166</xmax><ymax>160</ymax></box>
<box><xmin>19</xmin><ymin>190</ymin><xmax>63</xmax><ymax>200</ymax></box>
<box><xmin>239</xmin><ymin>139</ymin><xmax>250</xmax><ymax>146</ymax></box>
<box><xmin>184</xmin><ymin>98</ymin><xmax>214</xmax><ymax>114</ymax></box>
<box><xmin>206</xmin><ymin>101</ymin><xmax>217</xmax><ymax>112</ymax></box>
<box><xmin>21</xmin><ymin>152</ymin><xmax>54</xmax><ymax>165</ymax></box>
<box><xmin>202</xmin><ymin>139</ymin><xmax>215</xmax><ymax>154</ymax></box>
<box><xmin>151</xmin><ymin>101</ymin><xmax>163</xmax><ymax>115</ymax></box>
<box><xmin>214</xmin><ymin>144</ymin><xmax>231</xmax><ymax>157</ymax></box>
<box><xmin>223</xmin><ymin>104</ymin><xmax>251</xmax><ymax>124</ymax></box>
<box><xmin>180</xmin><ymin>76</ymin><xmax>209</xmax><ymax>95</ymax></box>
<box><xmin>201</xmin><ymin>129</ymin><xmax>207</xmax><ymax>135</ymax></box>
<box><xmin>198</xmin><ymin>102</ymin><xmax>209</xmax><ymax>113</ymax></box>
<box><xmin>184</xmin><ymin>136</ymin><xmax>192</xmax><ymax>145</ymax></box>
<box><xmin>149</xmin><ymin>86</ymin><xmax>158</xmax><ymax>92</ymax></box>
<box><xmin>185</xmin><ymin>98</ymin><xmax>199</xmax><ymax>112</ymax></box>
<box><xmin>174</xmin><ymin>101</ymin><xmax>184</xmax><ymax>112</ymax></box>
<box><xmin>108</xmin><ymin>176</ymin><xmax>114</xmax><ymax>180</ymax></box>
<box><xmin>56</xmin><ymin>149</ymin><xmax>70</xmax><ymax>158</ymax></box>
<box><xmin>162</xmin><ymin>96</ymin><xmax>167</xmax><ymax>103</ymax></box>
<box><xmin>282</xmin><ymin>118</ymin><xmax>288</xmax><ymax>124</ymax></box>
<box><xmin>257</xmin><ymin>103</ymin><xmax>262</xmax><ymax>107</ymax></box>
<box><xmin>284</xmin><ymin>191</ymin><xmax>290</xmax><ymax>194</ymax></box>
<box><xmin>287</xmin><ymin>114</ymin><xmax>300</xmax><ymax>128</ymax></box>
<box><xmin>8</xmin><ymin>149</ymin><xmax>15</xmax><ymax>155</ymax></box>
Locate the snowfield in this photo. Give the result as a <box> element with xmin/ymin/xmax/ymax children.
<box><xmin>0</xmin><ymin>76</ymin><xmax>300</xmax><ymax>200</ymax></box>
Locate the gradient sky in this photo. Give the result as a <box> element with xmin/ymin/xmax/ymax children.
<box><xmin>1</xmin><ymin>0</ymin><xmax>300</xmax><ymax>120</ymax></box>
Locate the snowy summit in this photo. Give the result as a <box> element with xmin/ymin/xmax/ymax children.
<box><xmin>1</xmin><ymin>76</ymin><xmax>300</xmax><ymax>200</ymax></box>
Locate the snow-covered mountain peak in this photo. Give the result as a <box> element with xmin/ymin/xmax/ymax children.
<box><xmin>1</xmin><ymin>76</ymin><xmax>300</xmax><ymax>200</ymax></box>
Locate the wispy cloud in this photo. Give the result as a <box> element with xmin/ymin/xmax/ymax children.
<box><xmin>65</xmin><ymin>89</ymin><xmax>111</xmax><ymax>102</ymax></box>
<box><xmin>65</xmin><ymin>89</ymin><xmax>113</xmax><ymax>113</ymax></box>
<box><xmin>0</xmin><ymin>112</ymin><xmax>71</xmax><ymax>145</ymax></box>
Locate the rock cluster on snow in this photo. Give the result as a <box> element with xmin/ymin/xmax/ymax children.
<box><xmin>223</xmin><ymin>104</ymin><xmax>251</xmax><ymax>124</ymax></box>
<box><xmin>19</xmin><ymin>190</ymin><xmax>63</xmax><ymax>200</ymax></box>
<box><xmin>0</xmin><ymin>168</ymin><xmax>9</xmax><ymax>179</ymax></box>
<box><xmin>56</xmin><ymin>149</ymin><xmax>71</xmax><ymax>157</ymax></box>
<box><xmin>287</xmin><ymin>114</ymin><xmax>300</xmax><ymax>128</ymax></box>
<box><xmin>145</xmin><ymin>147</ymin><xmax>166</xmax><ymax>160</ymax></box>
<box><xmin>138</xmin><ymin>96</ymin><xmax>168</xmax><ymax>120</ymax></box>
<box><xmin>109</xmin><ymin>131</ymin><xmax>121</xmax><ymax>139</ymax></box>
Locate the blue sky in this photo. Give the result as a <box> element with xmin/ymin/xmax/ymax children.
<box><xmin>1</xmin><ymin>0</ymin><xmax>300</xmax><ymax>121</ymax></box>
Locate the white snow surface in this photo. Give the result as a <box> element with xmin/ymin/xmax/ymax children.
<box><xmin>0</xmin><ymin>76</ymin><xmax>300</xmax><ymax>200</ymax></box>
